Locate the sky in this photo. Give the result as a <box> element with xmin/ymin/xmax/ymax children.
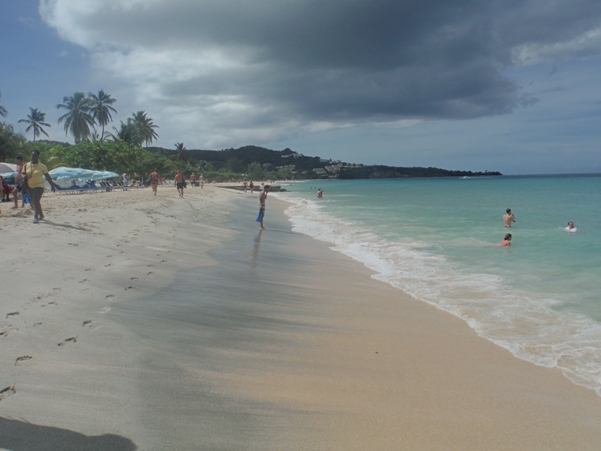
<box><xmin>1</xmin><ymin>0</ymin><xmax>600</xmax><ymax>175</ymax></box>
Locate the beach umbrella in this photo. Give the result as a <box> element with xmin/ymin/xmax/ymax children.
<box><xmin>0</xmin><ymin>162</ymin><xmax>17</xmax><ymax>173</ymax></box>
<box><xmin>49</xmin><ymin>167</ymin><xmax>95</xmax><ymax>181</ymax></box>
<box><xmin>89</xmin><ymin>171</ymin><xmax>119</xmax><ymax>181</ymax></box>
<box><xmin>0</xmin><ymin>171</ymin><xmax>17</xmax><ymax>182</ymax></box>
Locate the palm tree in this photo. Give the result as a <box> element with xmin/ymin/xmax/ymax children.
<box><xmin>131</xmin><ymin>111</ymin><xmax>159</xmax><ymax>147</ymax></box>
<box><xmin>109</xmin><ymin>119</ymin><xmax>141</xmax><ymax>145</ymax></box>
<box><xmin>0</xmin><ymin>90</ymin><xmax>8</xmax><ymax>117</ymax></box>
<box><xmin>18</xmin><ymin>108</ymin><xmax>51</xmax><ymax>141</ymax></box>
<box><xmin>0</xmin><ymin>122</ymin><xmax>26</xmax><ymax>161</ymax></box>
<box><xmin>56</xmin><ymin>92</ymin><xmax>95</xmax><ymax>142</ymax></box>
<box><xmin>88</xmin><ymin>89</ymin><xmax>117</xmax><ymax>141</ymax></box>
<box><xmin>174</xmin><ymin>142</ymin><xmax>188</xmax><ymax>161</ymax></box>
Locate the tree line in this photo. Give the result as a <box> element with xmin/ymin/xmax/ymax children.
<box><xmin>0</xmin><ymin>89</ymin><xmax>296</xmax><ymax>182</ymax></box>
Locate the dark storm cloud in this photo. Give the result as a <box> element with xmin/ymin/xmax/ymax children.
<box><xmin>44</xmin><ymin>0</ymin><xmax>601</xmax><ymax>125</ymax></box>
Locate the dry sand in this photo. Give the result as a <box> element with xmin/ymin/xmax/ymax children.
<box><xmin>1</xmin><ymin>184</ymin><xmax>600</xmax><ymax>450</ymax></box>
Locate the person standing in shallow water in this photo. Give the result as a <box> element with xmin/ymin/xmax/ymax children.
<box><xmin>22</xmin><ymin>150</ymin><xmax>56</xmax><ymax>223</ymax></box>
<box><xmin>257</xmin><ymin>185</ymin><xmax>270</xmax><ymax>230</ymax></box>
<box><xmin>503</xmin><ymin>208</ymin><xmax>516</xmax><ymax>228</ymax></box>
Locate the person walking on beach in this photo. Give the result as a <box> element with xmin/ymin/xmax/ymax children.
<box><xmin>174</xmin><ymin>170</ymin><xmax>185</xmax><ymax>198</ymax></box>
<box><xmin>149</xmin><ymin>169</ymin><xmax>160</xmax><ymax>196</ymax></box>
<box><xmin>503</xmin><ymin>209</ymin><xmax>516</xmax><ymax>228</ymax></box>
<box><xmin>243</xmin><ymin>180</ymin><xmax>248</xmax><ymax>193</ymax></box>
<box><xmin>249</xmin><ymin>181</ymin><xmax>254</xmax><ymax>194</ymax></box>
<box><xmin>199</xmin><ymin>174</ymin><xmax>204</xmax><ymax>189</ymax></box>
<box><xmin>257</xmin><ymin>185</ymin><xmax>270</xmax><ymax>230</ymax></box>
<box><xmin>22</xmin><ymin>149</ymin><xmax>57</xmax><ymax>223</ymax></box>
<box><xmin>190</xmin><ymin>173</ymin><xmax>196</xmax><ymax>187</ymax></box>
<box><xmin>13</xmin><ymin>155</ymin><xmax>24</xmax><ymax>209</ymax></box>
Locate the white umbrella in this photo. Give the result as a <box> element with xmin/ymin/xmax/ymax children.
<box><xmin>0</xmin><ymin>162</ymin><xmax>17</xmax><ymax>173</ymax></box>
<box><xmin>49</xmin><ymin>167</ymin><xmax>96</xmax><ymax>181</ymax></box>
<box><xmin>89</xmin><ymin>171</ymin><xmax>119</xmax><ymax>181</ymax></box>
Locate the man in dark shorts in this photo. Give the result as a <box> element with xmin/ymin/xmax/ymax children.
<box><xmin>174</xmin><ymin>170</ymin><xmax>185</xmax><ymax>198</ymax></box>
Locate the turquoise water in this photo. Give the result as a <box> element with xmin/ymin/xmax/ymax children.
<box><xmin>274</xmin><ymin>175</ymin><xmax>601</xmax><ymax>394</ymax></box>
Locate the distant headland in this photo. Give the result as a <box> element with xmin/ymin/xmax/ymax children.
<box><xmin>147</xmin><ymin>145</ymin><xmax>502</xmax><ymax>179</ymax></box>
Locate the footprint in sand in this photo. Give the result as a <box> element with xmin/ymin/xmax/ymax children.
<box><xmin>83</xmin><ymin>320</ymin><xmax>93</xmax><ymax>327</ymax></box>
<box><xmin>15</xmin><ymin>356</ymin><xmax>33</xmax><ymax>366</ymax></box>
<box><xmin>0</xmin><ymin>331</ymin><xmax>8</xmax><ymax>337</ymax></box>
<box><xmin>68</xmin><ymin>243</ymin><xmax>79</xmax><ymax>246</ymax></box>
<box><xmin>124</xmin><ymin>286</ymin><xmax>133</xmax><ymax>290</ymax></box>
<box><xmin>99</xmin><ymin>307</ymin><xmax>111</xmax><ymax>314</ymax></box>
<box><xmin>131</xmin><ymin>277</ymin><xmax>139</xmax><ymax>280</ymax></box>
<box><xmin>6</xmin><ymin>312</ymin><xmax>20</xmax><ymax>318</ymax></box>
<box><xmin>0</xmin><ymin>385</ymin><xmax>16</xmax><ymax>402</ymax></box>
<box><xmin>79</xmin><ymin>279</ymin><xmax>89</xmax><ymax>283</ymax></box>
<box><xmin>58</xmin><ymin>337</ymin><xmax>77</xmax><ymax>346</ymax></box>
<box><xmin>106</xmin><ymin>294</ymin><xmax>115</xmax><ymax>299</ymax></box>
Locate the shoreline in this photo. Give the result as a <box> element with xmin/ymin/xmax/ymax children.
<box><xmin>1</xmin><ymin>185</ymin><xmax>601</xmax><ymax>449</ymax></box>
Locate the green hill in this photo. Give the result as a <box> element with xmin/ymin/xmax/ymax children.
<box><xmin>147</xmin><ymin>145</ymin><xmax>502</xmax><ymax>178</ymax></box>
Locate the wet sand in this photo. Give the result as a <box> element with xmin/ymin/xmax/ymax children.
<box><xmin>1</xmin><ymin>185</ymin><xmax>601</xmax><ymax>450</ymax></box>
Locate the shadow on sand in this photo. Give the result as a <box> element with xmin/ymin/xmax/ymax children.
<box><xmin>0</xmin><ymin>417</ymin><xmax>137</xmax><ymax>451</ymax></box>
<box><xmin>41</xmin><ymin>220</ymin><xmax>91</xmax><ymax>232</ymax></box>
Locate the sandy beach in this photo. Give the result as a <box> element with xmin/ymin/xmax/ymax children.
<box><xmin>1</xmin><ymin>184</ymin><xmax>601</xmax><ymax>450</ymax></box>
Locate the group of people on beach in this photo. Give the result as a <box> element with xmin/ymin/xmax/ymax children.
<box><xmin>1</xmin><ymin>151</ymin><xmax>212</xmax><ymax>222</ymax></box>
<box><xmin>1</xmin><ymin>150</ymin><xmax>57</xmax><ymax>222</ymax></box>
<box><xmin>146</xmin><ymin>169</ymin><xmax>204</xmax><ymax>197</ymax></box>
<box><xmin>243</xmin><ymin>180</ymin><xmax>255</xmax><ymax>194</ymax></box>
<box><xmin>499</xmin><ymin>208</ymin><xmax>578</xmax><ymax>246</ymax></box>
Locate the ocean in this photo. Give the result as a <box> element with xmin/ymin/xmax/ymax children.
<box><xmin>273</xmin><ymin>175</ymin><xmax>601</xmax><ymax>395</ymax></box>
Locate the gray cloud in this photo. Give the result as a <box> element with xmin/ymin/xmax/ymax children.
<box><xmin>40</xmin><ymin>0</ymin><xmax>601</xmax><ymax>146</ymax></box>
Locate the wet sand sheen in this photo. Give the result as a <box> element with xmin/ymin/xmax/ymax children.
<box><xmin>113</xmin><ymin>194</ymin><xmax>601</xmax><ymax>450</ymax></box>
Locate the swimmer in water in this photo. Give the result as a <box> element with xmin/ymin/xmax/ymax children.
<box><xmin>565</xmin><ymin>221</ymin><xmax>579</xmax><ymax>232</ymax></box>
<box><xmin>503</xmin><ymin>208</ymin><xmax>516</xmax><ymax>228</ymax></box>
<box><xmin>500</xmin><ymin>233</ymin><xmax>512</xmax><ymax>246</ymax></box>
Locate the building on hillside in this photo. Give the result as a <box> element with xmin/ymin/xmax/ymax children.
<box><xmin>313</xmin><ymin>168</ymin><xmax>327</xmax><ymax>175</ymax></box>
